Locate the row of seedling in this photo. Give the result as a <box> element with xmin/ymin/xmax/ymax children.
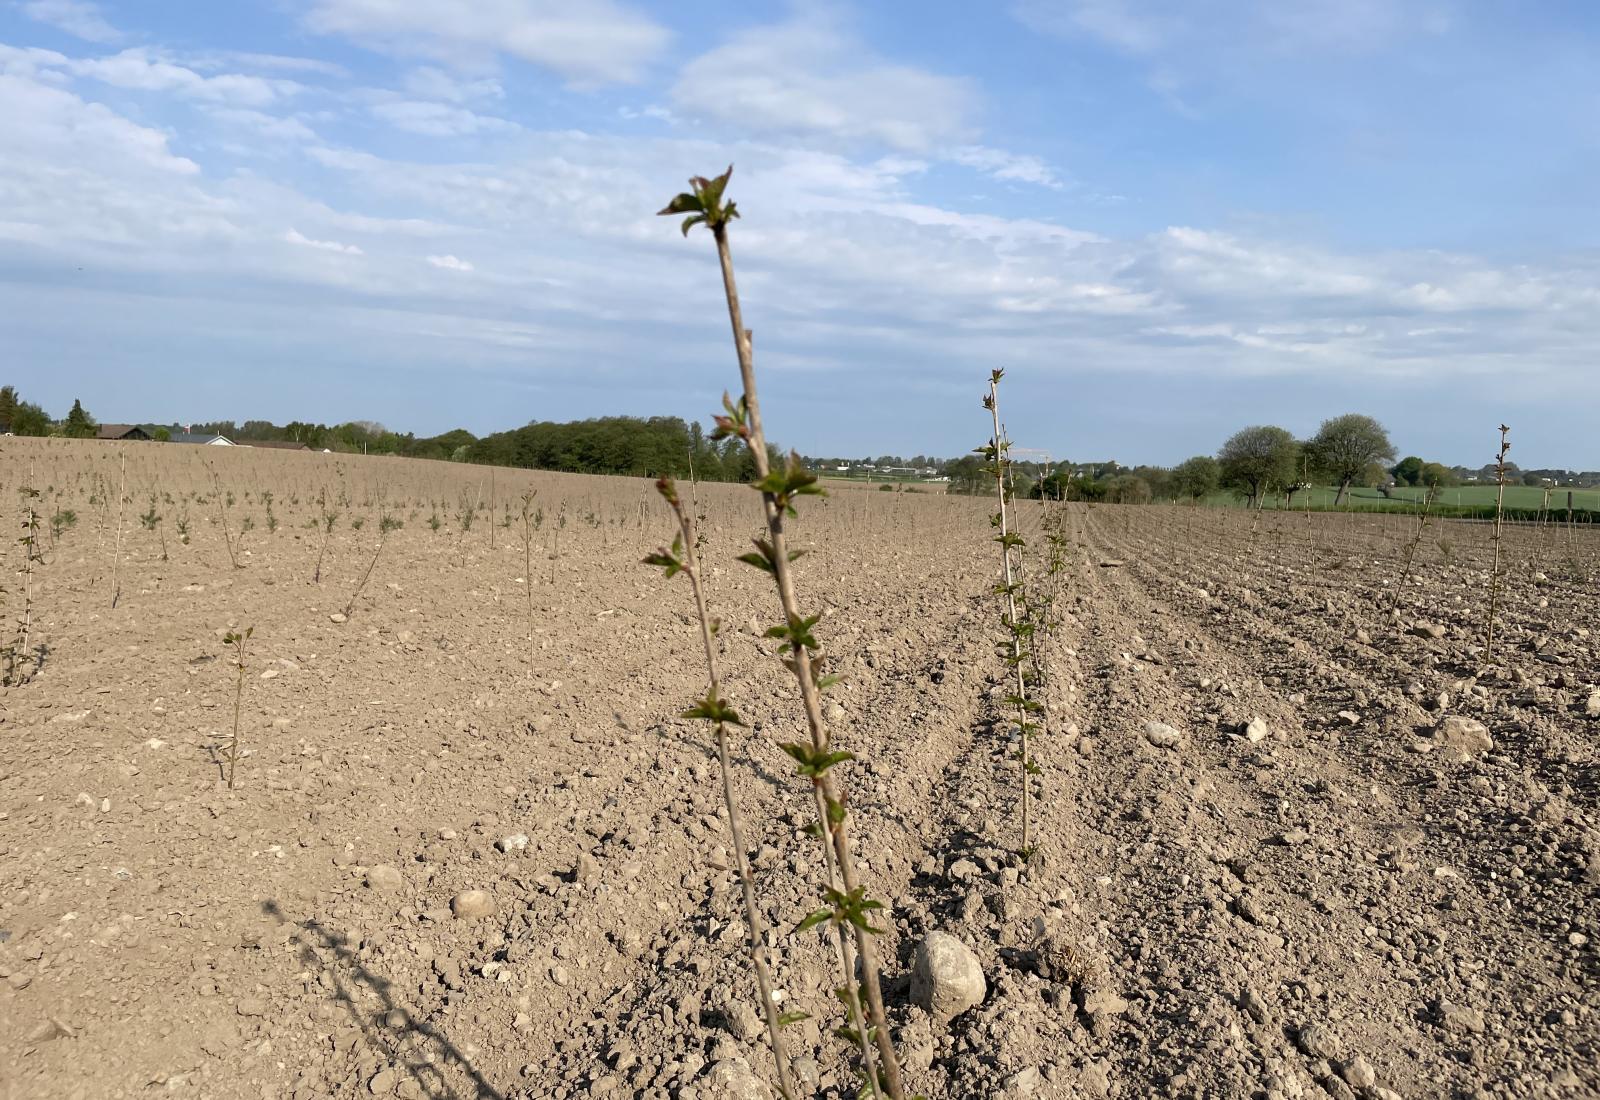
<box><xmin>642</xmin><ymin>171</ymin><xmax>1083</xmax><ymax>1098</ymax></box>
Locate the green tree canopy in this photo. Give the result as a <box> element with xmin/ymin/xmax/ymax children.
<box><xmin>9</xmin><ymin>400</ymin><xmax>50</xmax><ymax>436</ymax></box>
<box><xmin>1391</xmin><ymin>455</ymin><xmax>1424</xmax><ymax>486</ymax></box>
<box><xmin>1105</xmin><ymin>474</ymin><xmax>1152</xmax><ymax>504</ymax></box>
<box><xmin>467</xmin><ymin>415</ymin><xmax>755</xmax><ymax>481</ymax></box>
<box><xmin>1419</xmin><ymin>462</ymin><xmax>1454</xmax><ymax>488</ymax></box>
<box><xmin>1308</xmin><ymin>413</ymin><xmax>1395</xmax><ymax>504</ymax></box>
<box><xmin>1170</xmin><ymin>455</ymin><xmax>1220</xmax><ymax>501</ymax></box>
<box><xmin>1218</xmin><ymin>425</ymin><xmax>1298</xmax><ymax>507</ymax></box>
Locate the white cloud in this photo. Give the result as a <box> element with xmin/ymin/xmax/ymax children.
<box><xmin>0</xmin><ymin>71</ymin><xmax>198</xmax><ymax>176</ymax></box>
<box><xmin>672</xmin><ymin>13</ymin><xmax>978</xmax><ymax>152</ymax></box>
<box><xmin>1013</xmin><ymin>0</ymin><xmax>1454</xmax><ymax>117</ymax></box>
<box><xmin>1014</xmin><ymin>0</ymin><xmax>1175</xmax><ymax>53</ymax></box>
<box><xmin>1152</xmin><ymin>226</ymin><xmax>1379</xmax><ymax>298</ymax></box>
<box><xmin>284</xmin><ymin>228</ymin><xmax>364</xmax><ymax>255</ymax></box>
<box><xmin>19</xmin><ymin>0</ymin><xmax>119</xmax><ymax>44</ymax></box>
<box><xmin>427</xmin><ymin>254</ymin><xmax>474</xmax><ymax>272</ymax></box>
<box><xmin>0</xmin><ymin>42</ymin><xmax>71</xmax><ymax>77</ymax></box>
<box><xmin>402</xmin><ymin>66</ymin><xmax>502</xmax><ymax>103</ymax></box>
<box><xmin>70</xmin><ymin>48</ymin><xmax>302</xmax><ymax>106</ymax></box>
<box><xmin>618</xmin><ymin>103</ymin><xmax>675</xmax><ymax>123</ymax></box>
<box><xmin>199</xmin><ymin>51</ymin><xmax>350</xmax><ymax>78</ymax></box>
<box><xmin>1014</xmin><ymin>0</ymin><xmax>1449</xmax><ymax>56</ymax></box>
<box><xmin>302</xmin><ymin>0</ymin><xmax>669</xmax><ymax>84</ymax></box>
<box><xmin>948</xmin><ymin>145</ymin><xmax>1064</xmax><ymax>188</ymax></box>
<box><xmin>206</xmin><ymin>107</ymin><xmax>318</xmax><ymax>143</ymax></box>
<box><xmin>288</xmin><ymin>130</ymin><xmax>1600</xmax><ymax>374</ymax></box>
<box><xmin>370</xmin><ymin>99</ymin><xmax>517</xmax><ymax>137</ymax></box>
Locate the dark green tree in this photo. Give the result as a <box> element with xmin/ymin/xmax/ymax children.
<box><xmin>9</xmin><ymin>400</ymin><xmax>49</xmax><ymax>436</ymax></box>
<box><xmin>1390</xmin><ymin>455</ymin><xmax>1424</xmax><ymax>486</ymax></box>
<box><xmin>64</xmin><ymin>399</ymin><xmax>96</xmax><ymax>439</ymax></box>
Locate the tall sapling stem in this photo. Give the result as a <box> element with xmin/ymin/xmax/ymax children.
<box><xmin>208</xmin><ymin>465</ymin><xmax>241</xmax><ymax>570</ymax></box>
<box><xmin>518</xmin><ymin>489</ymin><xmax>538</xmax><ymax>669</ymax></box>
<box><xmin>110</xmin><ymin>452</ymin><xmax>127</xmax><ymax>608</ymax></box>
<box><xmin>644</xmin><ymin>476</ymin><xmax>797</xmax><ymax>1100</ymax></box>
<box><xmin>3</xmin><ymin>479</ymin><xmax>44</xmax><ymax>686</ymax></box>
<box><xmin>345</xmin><ymin>505</ymin><xmax>400</xmax><ymax>619</ymax></box>
<box><xmin>314</xmin><ymin>491</ymin><xmax>340</xmax><ymax>584</ymax></box>
<box><xmin>1483</xmin><ymin>425</ymin><xmax>1510</xmax><ymax>659</ymax></box>
<box><xmin>1392</xmin><ymin>484</ymin><xmax>1437</xmax><ymax>609</ymax></box>
<box><xmin>224</xmin><ymin>626</ymin><xmax>253</xmax><ymax>789</ymax></box>
<box><xmin>659</xmin><ymin>166</ymin><xmax>905</xmax><ymax>1100</ymax></box>
<box><xmin>981</xmin><ymin>371</ymin><xmax>1036</xmax><ymax>858</ymax></box>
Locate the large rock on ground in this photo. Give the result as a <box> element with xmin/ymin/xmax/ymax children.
<box><xmin>911</xmin><ymin>931</ymin><xmax>986</xmax><ymax>1023</ymax></box>
<box><xmin>365</xmin><ymin>864</ymin><xmax>404</xmax><ymax>892</ymax></box>
<box><xmin>1144</xmin><ymin>721</ymin><xmax>1182</xmax><ymax>749</ymax></box>
<box><xmin>703</xmin><ymin>1057</ymin><xmax>771</xmax><ymax>1100</ymax></box>
<box><xmin>1436</xmin><ymin>716</ymin><xmax>1492</xmax><ymax>758</ymax></box>
<box><xmin>450</xmin><ymin>889</ymin><xmax>496</xmax><ymax>920</ymax></box>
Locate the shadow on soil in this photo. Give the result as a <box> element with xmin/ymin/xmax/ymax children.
<box><xmin>261</xmin><ymin>900</ymin><xmax>505</xmax><ymax>1100</ymax></box>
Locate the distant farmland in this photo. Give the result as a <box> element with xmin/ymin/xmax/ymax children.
<box><xmin>1204</xmin><ymin>482</ymin><xmax>1600</xmax><ymax>517</ymax></box>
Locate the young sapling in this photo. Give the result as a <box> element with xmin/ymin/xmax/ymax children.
<box><xmin>644</xmin><ymin>476</ymin><xmax>798</xmax><ymax>1100</ymax></box>
<box><xmin>208</xmin><ymin>465</ymin><xmax>241</xmax><ymax>569</ymax></box>
<box><xmin>1483</xmin><ymin>425</ymin><xmax>1510</xmax><ymax>659</ymax></box>
<box><xmin>3</xmin><ymin>482</ymin><xmax>44</xmax><ymax>686</ymax></box>
<box><xmin>111</xmin><ymin>452</ymin><xmax>127</xmax><ymax>608</ymax></box>
<box><xmin>344</xmin><ymin>510</ymin><xmax>401</xmax><ymax>619</ymax></box>
<box><xmin>659</xmin><ymin>166</ymin><xmax>906</xmax><ymax>1099</ymax></box>
<box><xmin>140</xmin><ymin>496</ymin><xmax>168</xmax><ymax>562</ymax></box>
<box><xmin>223</xmin><ymin>626</ymin><xmax>253</xmax><ymax>789</ymax></box>
<box><xmin>50</xmin><ymin>507</ymin><xmax>77</xmax><ymax>545</ymax></box>
<box><xmin>1391</xmin><ymin>485</ymin><xmax>1437</xmax><ymax>609</ymax></box>
<box><xmin>517</xmin><ymin>489</ymin><xmax>538</xmax><ymax>668</ymax></box>
<box><xmin>980</xmin><ymin>370</ymin><xmax>1038</xmax><ymax>858</ymax></box>
<box><xmin>313</xmin><ymin>493</ymin><xmax>339</xmax><ymax>584</ymax></box>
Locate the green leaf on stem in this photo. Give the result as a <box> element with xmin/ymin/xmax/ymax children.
<box><xmin>778</xmin><ymin>742</ymin><xmax>855</xmax><ymax>779</ymax></box>
<box><xmin>642</xmin><ymin>535</ymin><xmax>685</xmax><ymax>579</ymax></box>
<box><xmin>681</xmin><ymin>691</ymin><xmax>743</xmax><ymax>726</ymax></box>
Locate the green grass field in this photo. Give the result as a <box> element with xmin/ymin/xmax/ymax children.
<box><xmin>1202</xmin><ymin>483</ymin><xmax>1600</xmax><ymax>513</ymax></box>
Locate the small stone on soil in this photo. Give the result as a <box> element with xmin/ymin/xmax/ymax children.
<box><xmin>449</xmin><ymin>890</ymin><xmax>496</xmax><ymax>920</ymax></box>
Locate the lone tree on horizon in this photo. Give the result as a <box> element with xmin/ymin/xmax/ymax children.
<box><xmin>64</xmin><ymin>398</ymin><xmax>97</xmax><ymax>439</ymax></box>
<box><xmin>1219</xmin><ymin>425</ymin><xmax>1298</xmax><ymax>507</ymax></box>
<box><xmin>1308</xmin><ymin>413</ymin><xmax>1396</xmax><ymax>505</ymax></box>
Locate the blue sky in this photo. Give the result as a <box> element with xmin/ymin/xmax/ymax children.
<box><xmin>2</xmin><ymin>1</ymin><xmax>1597</xmax><ymax>466</ymax></box>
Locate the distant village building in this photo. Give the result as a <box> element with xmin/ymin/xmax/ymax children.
<box><xmin>95</xmin><ymin>424</ymin><xmax>152</xmax><ymax>441</ymax></box>
<box><xmin>244</xmin><ymin>440</ymin><xmax>311</xmax><ymax>451</ymax></box>
<box><xmin>168</xmin><ymin>432</ymin><xmax>235</xmax><ymax>446</ymax></box>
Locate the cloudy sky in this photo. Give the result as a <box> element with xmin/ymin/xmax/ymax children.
<box><xmin>2</xmin><ymin>1</ymin><xmax>1597</xmax><ymax>466</ymax></box>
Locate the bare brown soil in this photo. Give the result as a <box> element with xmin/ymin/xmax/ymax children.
<box><xmin>1</xmin><ymin>439</ymin><xmax>1596</xmax><ymax>1100</ymax></box>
